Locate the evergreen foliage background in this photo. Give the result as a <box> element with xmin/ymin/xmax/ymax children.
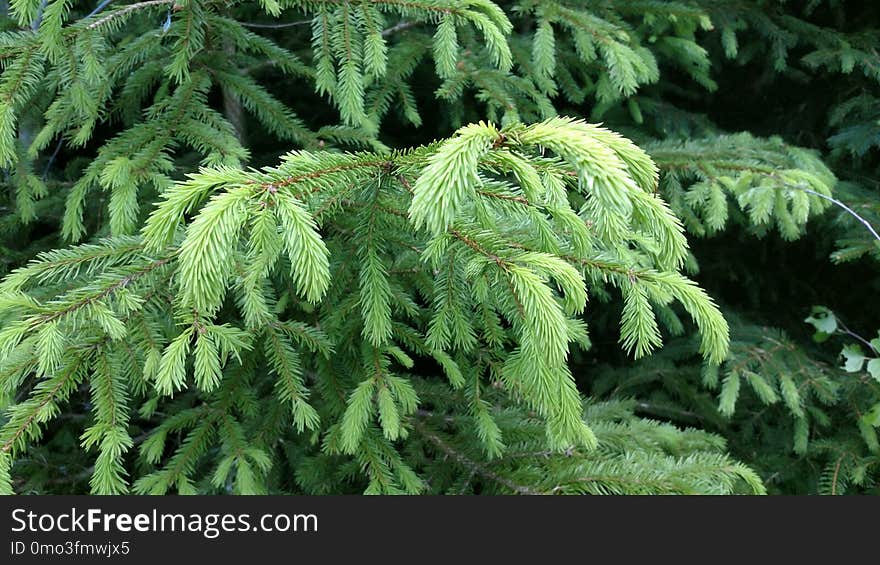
<box><xmin>0</xmin><ymin>0</ymin><xmax>877</xmax><ymax>494</ymax></box>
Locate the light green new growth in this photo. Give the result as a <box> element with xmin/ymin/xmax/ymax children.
<box><xmin>0</xmin><ymin>116</ymin><xmax>732</xmax><ymax>493</ymax></box>
<box><xmin>648</xmin><ymin>133</ymin><xmax>836</xmax><ymax>239</ymax></box>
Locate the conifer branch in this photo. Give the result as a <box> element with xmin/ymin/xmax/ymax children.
<box><xmin>85</xmin><ymin>0</ymin><xmax>172</xmax><ymax>30</ymax></box>
<box><xmin>412</xmin><ymin>419</ymin><xmax>542</xmax><ymax>495</ymax></box>
<box><xmin>31</xmin><ymin>256</ymin><xmax>172</xmax><ymax>326</ymax></box>
<box><xmin>5</xmin><ymin>0</ymin><xmax>856</xmax><ymax>495</ymax></box>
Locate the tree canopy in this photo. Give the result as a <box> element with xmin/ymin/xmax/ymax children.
<box><xmin>0</xmin><ymin>0</ymin><xmax>878</xmax><ymax>495</ymax></box>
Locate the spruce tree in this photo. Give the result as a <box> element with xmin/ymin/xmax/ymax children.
<box><xmin>0</xmin><ymin>0</ymin><xmax>877</xmax><ymax>494</ymax></box>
